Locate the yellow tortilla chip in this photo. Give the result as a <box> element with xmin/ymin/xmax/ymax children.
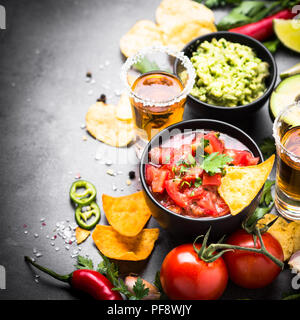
<box><xmin>102</xmin><ymin>191</ymin><xmax>152</xmax><ymax>237</ymax></box>
<box><xmin>156</xmin><ymin>0</ymin><xmax>215</xmax><ymax>34</ymax></box>
<box><xmin>85</xmin><ymin>101</ymin><xmax>134</xmax><ymax>147</ymax></box>
<box><xmin>116</xmin><ymin>93</ymin><xmax>133</xmax><ymax>121</ymax></box>
<box><xmin>258</xmin><ymin>214</ymin><xmax>294</xmax><ymax>261</ymax></box>
<box><xmin>92</xmin><ymin>225</ymin><xmax>159</xmax><ymax>261</ymax></box>
<box><xmin>75</xmin><ymin>227</ymin><xmax>91</xmax><ymax>244</ymax></box>
<box><xmin>290</xmin><ymin>221</ymin><xmax>300</xmax><ymax>253</ymax></box>
<box><xmin>218</xmin><ymin>155</ymin><xmax>275</xmax><ymax>216</ymax></box>
<box><xmin>120</xmin><ymin>20</ymin><xmax>165</xmax><ymax>58</ymax></box>
<box><xmin>162</xmin><ymin>21</ymin><xmax>216</xmax><ymax>51</ymax></box>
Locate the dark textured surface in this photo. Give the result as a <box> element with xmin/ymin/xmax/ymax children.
<box><xmin>0</xmin><ymin>0</ymin><xmax>299</xmax><ymax>300</ymax></box>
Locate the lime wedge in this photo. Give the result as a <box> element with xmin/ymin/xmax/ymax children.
<box><xmin>274</xmin><ymin>19</ymin><xmax>300</xmax><ymax>53</ymax></box>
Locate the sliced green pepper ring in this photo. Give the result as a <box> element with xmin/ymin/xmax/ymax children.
<box><xmin>75</xmin><ymin>202</ymin><xmax>101</xmax><ymax>230</ymax></box>
<box><xmin>70</xmin><ymin>180</ymin><xmax>96</xmax><ymax>206</ymax></box>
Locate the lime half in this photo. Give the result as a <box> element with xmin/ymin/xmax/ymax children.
<box><xmin>274</xmin><ymin>19</ymin><xmax>300</xmax><ymax>53</ymax></box>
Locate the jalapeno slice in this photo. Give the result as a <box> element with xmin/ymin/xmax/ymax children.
<box><xmin>70</xmin><ymin>180</ymin><xmax>96</xmax><ymax>206</ymax></box>
<box><xmin>75</xmin><ymin>202</ymin><xmax>101</xmax><ymax>230</ymax></box>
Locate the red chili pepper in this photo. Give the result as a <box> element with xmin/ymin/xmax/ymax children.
<box><xmin>229</xmin><ymin>9</ymin><xmax>297</xmax><ymax>41</ymax></box>
<box><xmin>24</xmin><ymin>256</ymin><xmax>123</xmax><ymax>300</ymax></box>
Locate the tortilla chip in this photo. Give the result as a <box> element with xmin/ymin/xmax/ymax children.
<box><xmin>161</xmin><ymin>20</ymin><xmax>216</xmax><ymax>51</ymax></box>
<box><xmin>116</xmin><ymin>93</ymin><xmax>133</xmax><ymax>121</ymax></box>
<box><xmin>120</xmin><ymin>20</ymin><xmax>165</xmax><ymax>58</ymax></box>
<box><xmin>92</xmin><ymin>225</ymin><xmax>159</xmax><ymax>261</ymax></box>
<box><xmin>218</xmin><ymin>155</ymin><xmax>275</xmax><ymax>216</ymax></box>
<box><xmin>76</xmin><ymin>227</ymin><xmax>91</xmax><ymax>244</ymax></box>
<box><xmin>290</xmin><ymin>221</ymin><xmax>300</xmax><ymax>253</ymax></box>
<box><xmin>102</xmin><ymin>191</ymin><xmax>152</xmax><ymax>237</ymax></box>
<box><xmin>156</xmin><ymin>0</ymin><xmax>215</xmax><ymax>34</ymax></box>
<box><xmin>85</xmin><ymin>101</ymin><xmax>134</xmax><ymax>147</ymax></box>
<box><xmin>258</xmin><ymin>214</ymin><xmax>294</xmax><ymax>260</ymax></box>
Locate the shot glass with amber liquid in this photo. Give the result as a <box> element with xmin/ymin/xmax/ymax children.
<box><xmin>273</xmin><ymin>103</ymin><xmax>300</xmax><ymax>220</ymax></box>
<box><xmin>121</xmin><ymin>46</ymin><xmax>195</xmax><ymax>157</ymax></box>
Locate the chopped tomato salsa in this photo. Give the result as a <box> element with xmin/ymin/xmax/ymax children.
<box><xmin>146</xmin><ymin>131</ymin><xmax>259</xmax><ymax>218</ymax></box>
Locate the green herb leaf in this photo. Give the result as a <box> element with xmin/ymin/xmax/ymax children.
<box><xmin>194</xmin><ymin>177</ymin><xmax>203</xmax><ymax>188</ymax></box>
<box><xmin>131</xmin><ymin>278</ymin><xmax>149</xmax><ymax>300</ymax></box>
<box><xmin>243</xmin><ymin>179</ymin><xmax>275</xmax><ymax>233</ymax></box>
<box><xmin>202</xmin><ymin>152</ymin><xmax>233</xmax><ymax>176</ymax></box>
<box><xmin>260</xmin><ymin>180</ymin><xmax>275</xmax><ymax>206</ymax></box>
<box><xmin>98</xmin><ymin>252</ymin><xmax>149</xmax><ymax>300</ymax></box>
<box><xmin>75</xmin><ymin>255</ymin><xmax>94</xmax><ymax>270</ymax></box>
<box><xmin>259</xmin><ymin>137</ymin><xmax>276</xmax><ymax>159</ymax></box>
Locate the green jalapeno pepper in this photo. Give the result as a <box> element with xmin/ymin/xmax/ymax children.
<box><xmin>70</xmin><ymin>180</ymin><xmax>96</xmax><ymax>206</ymax></box>
<box><xmin>75</xmin><ymin>202</ymin><xmax>101</xmax><ymax>230</ymax></box>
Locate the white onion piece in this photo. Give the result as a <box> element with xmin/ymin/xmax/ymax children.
<box><xmin>288</xmin><ymin>251</ymin><xmax>300</xmax><ymax>272</ymax></box>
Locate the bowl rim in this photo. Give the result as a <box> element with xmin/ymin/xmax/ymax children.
<box><xmin>139</xmin><ymin>118</ymin><xmax>264</xmax><ymax>222</ymax></box>
<box><xmin>177</xmin><ymin>31</ymin><xmax>278</xmax><ymax>111</ymax></box>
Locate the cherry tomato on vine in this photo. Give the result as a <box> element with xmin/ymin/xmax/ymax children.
<box><xmin>224</xmin><ymin>229</ymin><xmax>284</xmax><ymax>289</ymax></box>
<box><xmin>160</xmin><ymin>243</ymin><xmax>228</xmax><ymax>300</ymax></box>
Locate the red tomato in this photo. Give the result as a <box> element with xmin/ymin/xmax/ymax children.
<box><xmin>202</xmin><ymin>172</ymin><xmax>221</xmax><ymax>186</ymax></box>
<box><xmin>160</xmin><ymin>243</ymin><xmax>228</xmax><ymax>300</ymax></box>
<box><xmin>224</xmin><ymin>229</ymin><xmax>284</xmax><ymax>289</ymax></box>
<box><xmin>182</xmin><ymin>167</ymin><xmax>203</xmax><ymax>182</ymax></box>
<box><xmin>145</xmin><ymin>165</ymin><xmax>168</xmax><ymax>193</ymax></box>
<box><xmin>165</xmin><ymin>180</ymin><xmax>188</xmax><ymax>208</ymax></box>
<box><xmin>204</xmin><ymin>132</ymin><xmax>224</xmax><ymax>154</ymax></box>
<box><xmin>224</xmin><ymin>149</ymin><xmax>259</xmax><ymax>166</ymax></box>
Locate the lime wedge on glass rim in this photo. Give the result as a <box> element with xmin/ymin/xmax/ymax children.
<box><xmin>274</xmin><ymin>19</ymin><xmax>300</xmax><ymax>53</ymax></box>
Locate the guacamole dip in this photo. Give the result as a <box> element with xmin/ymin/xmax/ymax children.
<box><xmin>190</xmin><ymin>38</ymin><xmax>269</xmax><ymax>107</ymax></box>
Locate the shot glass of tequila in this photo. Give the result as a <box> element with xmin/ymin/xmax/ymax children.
<box><xmin>273</xmin><ymin>103</ymin><xmax>300</xmax><ymax>220</ymax></box>
<box><xmin>121</xmin><ymin>46</ymin><xmax>195</xmax><ymax>157</ymax></box>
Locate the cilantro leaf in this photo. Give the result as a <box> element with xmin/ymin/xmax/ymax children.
<box><xmin>75</xmin><ymin>255</ymin><xmax>94</xmax><ymax>270</ymax></box>
<box><xmin>202</xmin><ymin>152</ymin><xmax>233</xmax><ymax>175</ymax></box>
<box><xmin>97</xmin><ymin>252</ymin><xmax>149</xmax><ymax>300</ymax></box>
<box><xmin>130</xmin><ymin>278</ymin><xmax>149</xmax><ymax>300</ymax></box>
<box><xmin>194</xmin><ymin>177</ymin><xmax>202</xmax><ymax>188</ymax></box>
<box><xmin>260</xmin><ymin>180</ymin><xmax>275</xmax><ymax>206</ymax></box>
<box><xmin>259</xmin><ymin>137</ymin><xmax>276</xmax><ymax>159</ymax></box>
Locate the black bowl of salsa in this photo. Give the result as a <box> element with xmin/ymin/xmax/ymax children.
<box><xmin>139</xmin><ymin>119</ymin><xmax>263</xmax><ymax>240</ymax></box>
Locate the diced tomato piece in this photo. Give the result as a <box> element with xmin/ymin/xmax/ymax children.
<box><xmin>152</xmin><ymin>169</ymin><xmax>168</xmax><ymax>193</ymax></box>
<box><xmin>182</xmin><ymin>167</ymin><xmax>203</xmax><ymax>182</ymax></box>
<box><xmin>204</xmin><ymin>132</ymin><xmax>224</xmax><ymax>154</ymax></box>
<box><xmin>196</xmin><ymin>192</ymin><xmax>218</xmax><ymax>216</ymax></box>
<box><xmin>145</xmin><ymin>165</ymin><xmax>168</xmax><ymax>193</ymax></box>
<box><xmin>202</xmin><ymin>172</ymin><xmax>222</xmax><ymax>187</ymax></box>
<box><xmin>245</xmin><ymin>153</ymin><xmax>260</xmax><ymax>166</ymax></box>
<box><xmin>145</xmin><ymin>164</ymin><xmax>154</xmax><ymax>185</ymax></box>
<box><xmin>165</xmin><ymin>180</ymin><xmax>189</xmax><ymax>208</ymax></box>
<box><xmin>185</xmin><ymin>186</ymin><xmax>205</xmax><ymax>199</ymax></box>
<box><xmin>149</xmin><ymin>147</ymin><xmax>174</xmax><ymax>165</ymax></box>
<box><xmin>224</xmin><ymin>149</ymin><xmax>259</xmax><ymax>166</ymax></box>
<box><xmin>215</xmin><ymin>197</ymin><xmax>230</xmax><ymax>216</ymax></box>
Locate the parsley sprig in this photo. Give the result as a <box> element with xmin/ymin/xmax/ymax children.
<box><xmin>202</xmin><ymin>152</ymin><xmax>233</xmax><ymax>176</ymax></box>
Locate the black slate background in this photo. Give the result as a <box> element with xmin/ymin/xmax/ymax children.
<box><xmin>0</xmin><ymin>0</ymin><xmax>299</xmax><ymax>300</ymax></box>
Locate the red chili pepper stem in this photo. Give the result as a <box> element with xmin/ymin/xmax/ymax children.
<box><xmin>24</xmin><ymin>256</ymin><xmax>71</xmax><ymax>283</ymax></box>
